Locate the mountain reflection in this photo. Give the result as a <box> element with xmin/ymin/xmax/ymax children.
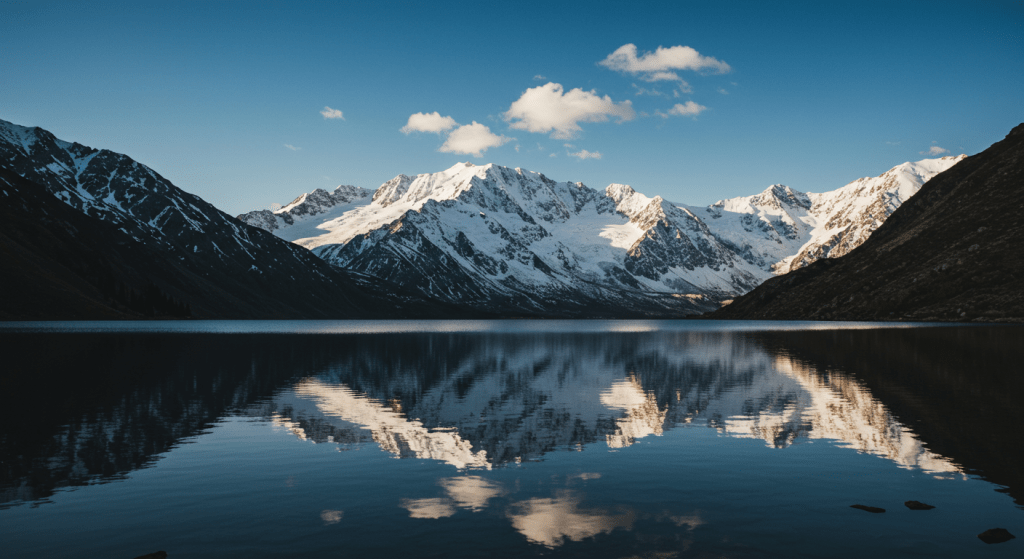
<box><xmin>262</xmin><ymin>332</ymin><xmax>959</xmax><ymax>476</ymax></box>
<box><xmin>2</xmin><ymin>326</ymin><xmax>1021</xmax><ymax>510</ymax></box>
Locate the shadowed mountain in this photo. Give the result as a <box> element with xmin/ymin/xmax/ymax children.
<box><xmin>0</xmin><ymin>119</ymin><xmax>474</xmax><ymax>319</ymax></box>
<box><xmin>709</xmin><ymin>123</ymin><xmax>1024</xmax><ymax>322</ymax></box>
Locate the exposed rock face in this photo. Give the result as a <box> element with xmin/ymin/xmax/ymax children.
<box><xmin>238</xmin><ymin>184</ymin><xmax>371</xmax><ymax>232</ymax></box>
<box><xmin>709</xmin><ymin>123</ymin><xmax>1024</xmax><ymax>322</ymax></box>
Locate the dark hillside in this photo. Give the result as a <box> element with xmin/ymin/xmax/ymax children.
<box><xmin>0</xmin><ymin>167</ymin><xmax>474</xmax><ymax>320</ymax></box>
<box><xmin>710</xmin><ymin>123</ymin><xmax>1024</xmax><ymax>322</ymax></box>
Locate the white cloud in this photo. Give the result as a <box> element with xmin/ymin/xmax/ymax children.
<box><xmin>657</xmin><ymin>101</ymin><xmax>708</xmax><ymax>118</ymax></box>
<box><xmin>718</xmin><ymin>88</ymin><xmax>729</xmax><ymax>95</ymax></box>
<box><xmin>600</xmin><ymin>44</ymin><xmax>731</xmax><ymax>81</ymax></box>
<box><xmin>320</xmin><ymin>106</ymin><xmax>345</xmax><ymax>120</ymax></box>
<box><xmin>504</xmin><ymin>82</ymin><xmax>635</xmax><ymax>140</ymax></box>
<box><xmin>401</xmin><ymin>111</ymin><xmax>458</xmax><ymax>134</ymax></box>
<box><xmin>283</xmin><ymin>144</ymin><xmax>301</xmax><ymax>151</ymax></box>
<box><xmin>439</xmin><ymin>122</ymin><xmax>512</xmax><ymax>157</ymax></box>
<box><xmin>632</xmin><ymin>83</ymin><xmax>666</xmax><ymax>97</ymax></box>
<box><xmin>921</xmin><ymin>145</ymin><xmax>949</xmax><ymax>155</ymax></box>
<box><xmin>568</xmin><ymin>149</ymin><xmax>602</xmax><ymax>160</ymax></box>
<box><xmin>644</xmin><ymin>71</ymin><xmax>683</xmax><ymax>82</ymax></box>
<box><xmin>549</xmin><ymin>153</ymin><xmax>557</xmax><ymax>158</ymax></box>
<box><xmin>533</xmin><ymin>74</ymin><xmax>546</xmax><ymax>80</ymax></box>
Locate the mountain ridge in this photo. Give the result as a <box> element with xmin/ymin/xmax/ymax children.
<box><xmin>708</xmin><ymin>123</ymin><xmax>1024</xmax><ymax>322</ymax></box>
<box><xmin>240</xmin><ymin>156</ymin><xmax>962</xmax><ymax>316</ymax></box>
<box><xmin>0</xmin><ymin>118</ymin><xmax>474</xmax><ymax>319</ymax></box>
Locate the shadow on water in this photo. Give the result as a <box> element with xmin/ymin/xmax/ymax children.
<box><xmin>0</xmin><ymin>334</ymin><xmax>340</xmax><ymax>506</ymax></box>
<box><xmin>1</xmin><ymin>326</ymin><xmax>1022</xmax><ymax>509</ymax></box>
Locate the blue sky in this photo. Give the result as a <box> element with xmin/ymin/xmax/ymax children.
<box><xmin>2</xmin><ymin>1</ymin><xmax>1022</xmax><ymax>214</ymax></box>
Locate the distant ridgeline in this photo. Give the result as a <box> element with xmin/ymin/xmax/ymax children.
<box><xmin>710</xmin><ymin>123</ymin><xmax>1024</xmax><ymax>322</ymax></box>
<box><xmin>3</xmin><ymin>115</ymin><xmax>1011</xmax><ymax>320</ymax></box>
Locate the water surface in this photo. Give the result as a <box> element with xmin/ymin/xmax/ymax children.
<box><xmin>1</xmin><ymin>321</ymin><xmax>1021</xmax><ymax>558</ymax></box>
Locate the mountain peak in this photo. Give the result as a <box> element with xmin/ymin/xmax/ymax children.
<box><xmin>750</xmin><ymin>184</ymin><xmax>811</xmax><ymax>210</ymax></box>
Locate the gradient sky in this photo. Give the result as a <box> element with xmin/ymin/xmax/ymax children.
<box><xmin>2</xmin><ymin>1</ymin><xmax>1022</xmax><ymax>215</ymax></box>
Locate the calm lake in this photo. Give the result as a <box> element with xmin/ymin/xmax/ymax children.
<box><xmin>1</xmin><ymin>320</ymin><xmax>1021</xmax><ymax>558</ymax></box>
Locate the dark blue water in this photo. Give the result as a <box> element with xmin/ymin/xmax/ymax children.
<box><xmin>1</xmin><ymin>321</ymin><xmax>1021</xmax><ymax>558</ymax></box>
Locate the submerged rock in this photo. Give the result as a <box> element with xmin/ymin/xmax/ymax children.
<box><xmin>977</xmin><ymin>528</ymin><xmax>1015</xmax><ymax>544</ymax></box>
<box><xmin>904</xmin><ymin>500</ymin><xmax>935</xmax><ymax>510</ymax></box>
<box><xmin>850</xmin><ymin>504</ymin><xmax>885</xmax><ymax>513</ymax></box>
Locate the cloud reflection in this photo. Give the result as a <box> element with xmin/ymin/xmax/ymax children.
<box><xmin>400</xmin><ymin>498</ymin><xmax>457</xmax><ymax>519</ymax></box>
<box><xmin>507</xmin><ymin>491</ymin><xmax>635</xmax><ymax>548</ymax></box>
<box><xmin>438</xmin><ymin>476</ymin><xmax>505</xmax><ymax>511</ymax></box>
<box><xmin>320</xmin><ymin>509</ymin><xmax>343</xmax><ymax>525</ymax></box>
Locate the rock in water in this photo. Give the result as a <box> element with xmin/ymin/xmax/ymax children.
<box><xmin>850</xmin><ymin>504</ymin><xmax>885</xmax><ymax>513</ymax></box>
<box><xmin>977</xmin><ymin>528</ymin><xmax>1015</xmax><ymax>544</ymax></box>
<box><xmin>904</xmin><ymin>500</ymin><xmax>935</xmax><ymax>510</ymax></box>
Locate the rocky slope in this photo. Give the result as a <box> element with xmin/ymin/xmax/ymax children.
<box><xmin>240</xmin><ymin>157</ymin><xmax>961</xmax><ymax>316</ymax></box>
<box><xmin>0</xmin><ymin>119</ymin><xmax>454</xmax><ymax>319</ymax></box>
<box><xmin>710</xmin><ymin>123</ymin><xmax>1024</xmax><ymax>322</ymax></box>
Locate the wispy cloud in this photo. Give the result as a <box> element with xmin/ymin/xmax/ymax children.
<box><xmin>504</xmin><ymin>82</ymin><xmax>635</xmax><ymax>140</ymax></box>
<box><xmin>320</xmin><ymin>106</ymin><xmax>345</xmax><ymax>120</ymax></box>
<box><xmin>600</xmin><ymin>44</ymin><xmax>730</xmax><ymax>83</ymax></box>
<box><xmin>439</xmin><ymin>122</ymin><xmax>512</xmax><ymax>157</ymax></box>
<box><xmin>284</xmin><ymin>144</ymin><xmax>301</xmax><ymax>151</ymax></box>
<box><xmin>401</xmin><ymin>111</ymin><xmax>458</xmax><ymax>134</ymax></box>
<box><xmin>533</xmin><ymin>74</ymin><xmax>546</xmax><ymax>81</ymax></box>
<box><xmin>568</xmin><ymin>149</ymin><xmax>601</xmax><ymax>160</ymax></box>
<box><xmin>656</xmin><ymin>101</ymin><xmax>708</xmax><ymax>118</ymax></box>
<box><xmin>632</xmin><ymin>83</ymin><xmax>666</xmax><ymax>97</ymax></box>
<box><xmin>921</xmin><ymin>145</ymin><xmax>949</xmax><ymax>155</ymax></box>
<box><xmin>717</xmin><ymin>88</ymin><xmax>729</xmax><ymax>95</ymax></box>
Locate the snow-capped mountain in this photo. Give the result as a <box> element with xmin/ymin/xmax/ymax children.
<box><xmin>240</xmin><ymin>156</ymin><xmax>962</xmax><ymax>312</ymax></box>
<box><xmin>0</xmin><ymin>118</ymin><xmax>382</xmax><ymax>318</ymax></box>
<box><xmin>712</xmin><ymin>122</ymin><xmax>1024</xmax><ymax>322</ymax></box>
<box><xmin>241</xmin><ymin>184</ymin><xmax>371</xmax><ymax>234</ymax></box>
<box><xmin>701</xmin><ymin>156</ymin><xmax>965</xmax><ymax>275</ymax></box>
<box><xmin>241</xmin><ymin>163</ymin><xmax>756</xmax><ymax>316</ymax></box>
